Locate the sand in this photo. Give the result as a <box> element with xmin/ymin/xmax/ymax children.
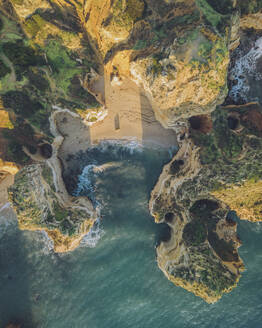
<box><xmin>56</xmin><ymin>76</ymin><xmax>177</xmax><ymax>166</ymax></box>
<box><xmin>0</xmin><ymin>74</ymin><xmax>177</xmax><ymax>205</ymax></box>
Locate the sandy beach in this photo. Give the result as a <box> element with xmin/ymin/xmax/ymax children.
<box><xmin>56</xmin><ymin>76</ymin><xmax>177</xmax><ymax>166</ymax></box>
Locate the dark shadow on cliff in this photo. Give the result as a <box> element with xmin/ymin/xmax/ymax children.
<box><xmin>139</xmin><ymin>90</ymin><xmax>177</xmax><ymax>193</ymax></box>
<box><xmin>57</xmin><ymin>111</ymin><xmax>91</xmax><ymax>195</ymax></box>
<box><xmin>139</xmin><ymin>91</ymin><xmax>177</xmax><ymax>149</ymax></box>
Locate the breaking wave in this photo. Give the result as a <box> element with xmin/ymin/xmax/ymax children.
<box><xmin>73</xmin><ymin>164</ymin><xmax>97</xmax><ymax>202</ymax></box>
<box><xmin>73</xmin><ymin>164</ymin><xmax>103</xmax><ymax>248</ymax></box>
<box><xmin>80</xmin><ymin>218</ymin><xmax>105</xmax><ymax>248</ymax></box>
<box><xmin>72</xmin><ymin>140</ymin><xmax>146</xmax><ymax>248</ymax></box>
<box><xmin>89</xmin><ymin>139</ymin><xmax>143</xmax><ymax>156</ymax></box>
<box><xmin>229</xmin><ymin>37</ymin><xmax>262</xmax><ymax>102</ymax></box>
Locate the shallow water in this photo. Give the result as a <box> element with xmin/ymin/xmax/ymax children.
<box><xmin>0</xmin><ymin>145</ymin><xmax>262</xmax><ymax>328</ymax></box>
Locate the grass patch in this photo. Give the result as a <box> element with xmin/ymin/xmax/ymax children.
<box><xmin>46</xmin><ymin>39</ymin><xmax>81</xmax><ymax>95</ymax></box>
<box><xmin>53</xmin><ymin>201</ymin><xmax>68</xmax><ymax>222</ymax></box>
<box><xmin>24</xmin><ymin>14</ymin><xmax>46</xmax><ymax>38</ymax></box>
<box><xmin>183</xmin><ymin>218</ymin><xmax>207</xmax><ymax>246</ymax></box>
<box><xmin>11</xmin><ymin>0</ymin><xmax>24</xmax><ymax>4</ymax></box>
<box><xmin>195</xmin><ymin>0</ymin><xmax>222</xmax><ymax>30</ymax></box>
<box><xmin>133</xmin><ymin>39</ymin><xmax>148</xmax><ymax>50</ymax></box>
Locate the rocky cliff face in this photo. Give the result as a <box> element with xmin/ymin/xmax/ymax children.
<box><xmin>0</xmin><ymin>0</ymin><xmax>101</xmax><ymax>249</ymax></box>
<box><xmin>150</xmin><ymin>103</ymin><xmax>262</xmax><ymax>302</ymax></box>
<box><xmin>1</xmin><ymin>0</ymin><xmax>262</xmax><ymax>302</ymax></box>
<box><xmin>9</xmin><ymin>163</ymin><xmax>96</xmax><ymax>252</ymax></box>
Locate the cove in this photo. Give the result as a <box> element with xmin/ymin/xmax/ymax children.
<box><xmin>0</xmin><ymin>144</ymin><xmax>262</xmax><ymax>327</ymax></box>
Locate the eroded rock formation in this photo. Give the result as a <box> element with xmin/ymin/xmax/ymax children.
<box><xmin>1</xmin><ymin>0</ymin><xmax>262</xmax><ymax>303</ymax></box>
<box><xmin>9</xmin><ymin>163</ymin><xmax>96</xmax><ymax>252</ymax></box>
<box><xmin>150</xmin><ymin>103</ymin><xmax>262</xmax><ymax>302</ymax></box>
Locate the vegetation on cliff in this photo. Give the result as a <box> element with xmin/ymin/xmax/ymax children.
<box><xmin>8</xmin><ymin>163</ymin><xmax>95</xmax><ymax>252</ymax></box>
<box><xmin>0</xmin><ymin>1</ymin><xmax>99</xmax><ymax>166</ymax></box>
<box><xmin>1</xmin><ymin>0</ymin><xmax>262</xmax><ymax>303</ymax></box>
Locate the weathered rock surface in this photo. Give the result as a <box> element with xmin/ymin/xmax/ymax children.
<box><xmin>9</xmin><ymin>162</ymin><xmax>96</xmax><ymax>252</ymax></box>
<box><xmin>1</xmin><ymin>0</ymin><xmax>262</xmax><ymax>301</ymax></box>
<box><xmin>150</xmin><ymin>103</ymin><xmax>262</xmax><ymax>302</ymax></box>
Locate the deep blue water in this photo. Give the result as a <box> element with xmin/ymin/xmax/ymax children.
<box><xmin>0</xmin><ymin>144</ymin><xmax>262</xmax><ymax>328</ymax></box>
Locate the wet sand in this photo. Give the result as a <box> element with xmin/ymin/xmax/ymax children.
<box><xmin>56</xmin><ymin>76</ymin><xmax>177</xmax><ymax>168</ymax></box>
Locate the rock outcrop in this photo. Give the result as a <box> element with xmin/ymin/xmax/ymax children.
<box><xmin>1</xmin><ymin>0</ymin><xmax>262</xmax><ymax>302</ymax></box>
<box><xmin>9</xmin><ymin>162</ymin><xmax>96</xmax><ymax>252</ymax></box>
<box><xmin>150</xmin><ymin>103</ymin><xmax>262</xmax><ymax>302</ymax></box>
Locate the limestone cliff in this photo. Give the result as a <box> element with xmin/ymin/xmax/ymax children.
<box><xmin>1</xmin><ymin>0</ymin><xmax>262</xmax><ymax>301</ymax></box>
<box><xmin>3</xmin><ymin>0</ymin><xmax>236</xmax><ymax>127</ymax></box>
<box><xmin>8</xmin><ymin>162</ymin><xmax>96</xmax><ymax>252</ymax></box>
<box><xmin>150</xmin><ymin>103</ymin><xmax>262</xmax><ymax>302</ymax></box>
<box><xmin>0</xmin><ymin>0</ymin><xmax>101</xmax><ymax>250</ymax></box>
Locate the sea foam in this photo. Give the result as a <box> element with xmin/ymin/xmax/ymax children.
<box><xmin>74</xmin><ymin>164</ymin><xmax>105</xmax><ymax>248</ymax></box>
<box><xmin>80</xmin><ymin>218</ymin><xmax>105</xmax><ymax>248</ymax></box>
<box><xmin>229</xmin><ymin>37</ymin><xmax>262</xmax><ymax>102</ymax></box>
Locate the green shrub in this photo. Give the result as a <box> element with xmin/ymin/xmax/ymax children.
<box><xmin>208</xmin><ymin>231</ymin><xmax>238</xmax><ymax>262</ymax></box>
<box><xmin>0</xmin><ymin>59</ymin><xmax>11</xmax><ymax>78</ymax></box>
<box><xmin>24</xmin><ymin>14</ymin><xmax>45</xmax><ymax>37</ymax></box>
<box><xmin>206</xmin><ymin>0</ymin><xmax>233</xmax><ymax>14</ymax></box>
<box><xmin>151</xmin><ymin>55</ymin><xmax>162</xmax><ymax>76</ymax></box>
<box><xmin>46</xmin><ymin>39</ymin><xmax>80</xmax><ymax>94</ymax></box>
<box><xmin>27</xmin><ymin>69</ymin><xmax>50</xmax><ymax>92</ymax></box>
<box><xmin>53</xmin><ymin>201</ymin><xmax>68</xmax><ymax>222</ymax></box>
<box><xmin>5</xmin><ymin>137</ymin><xmax>30</xmax><ymax>164</ymax></box>
<box><xmin>3</xmin><ymin>41</ymin><xmax>44</xmax><ymax>68</ymax></box>
<box><xmin>69</xmin><ymin>76</ymin><xmax>99</xmax><ymax>108</ymax></box>
<box><xmin>195</xmin><ymin>0</ymin><xmax>222</xmax><ymax>29</ymax></box>
<box><xmin>2</xmin><ymin>90</ymin><xmax>43</xmax><ymax>117</ymax></box>
<box><xmin>169</xmin><ymin>159</ymin><xmax>184</xmax><ymax>175</ymax></box>
<box><xmin>183</xmin><ymin>219</ymin><xmax>207</xmax><ymax>246</ymax></box>
<box><xmin>198</xmin><ymin>41</ymin><xmax>212</xmax><ymax>58</ymax></box>
<box><xmin>133</xmin><ymin>39</ymin><xmax>148</xmax><ymax>50</ymax></box>
<box><xmin>190</xmin><ymin>199</ymin><xmax>219</xmax><ymax>218</ymax></box>
<box><xmin>238</xmin><ymin>0</ymin><xmax>262</xmax><ymax>14</ymax></box>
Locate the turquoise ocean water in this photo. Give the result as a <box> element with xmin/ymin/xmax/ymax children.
<box><xmin>0</xmin><ymin>144</ymin><xmax>262</xmax><ymax>328</ymax></box>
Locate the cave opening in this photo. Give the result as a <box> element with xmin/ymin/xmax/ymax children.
<box><xmin>227</xmin><ymin>116</ymin><xmax>239</xmax><ymax>130</ymax></box>
<box><xmin>165</xmin><ymin>212</ymin><xmax>174</xmax><ymax>223</ymax></box>
<box><xmin>189</xmin><ymin>115</ymin><xmax>212</xmax><ymax>134</ymax></box>
<box><xmin>39</xmin><ymin>143</ymin><xmax>53</xmax><ymax>159</ymax></box>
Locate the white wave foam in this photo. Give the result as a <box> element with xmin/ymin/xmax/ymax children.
<box><xmin>229</xmin><ymin>37</ymin><xmax>262</xmax><ymax>102</ymax></box>
<box><xmin>74</xmin><ymin>164</ymin><xmax>96</xmax><ymax>198</ymax></box>
<box><xmin>91</xmin><ymin>139</ymin><xmax>143</xmax><ymax>155</ymax></box>
<box><xmin>74</xmin><ymin>165</ymin><xmax>106</xmax><ymax>248</ymax></box>
<box><xmin>80</xmin><ymin>218</ymin><xmax>105</xmax><ymax>248</ymax></box>
<box><xmin>38</xmin><ymin>231</ymin><xmax>55</xmax><ymax>254</ymax></box>
<box><xmin>93</xmin><ymin>162</ymin><xmax>122</xmax><ymax>173</ymax></box>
